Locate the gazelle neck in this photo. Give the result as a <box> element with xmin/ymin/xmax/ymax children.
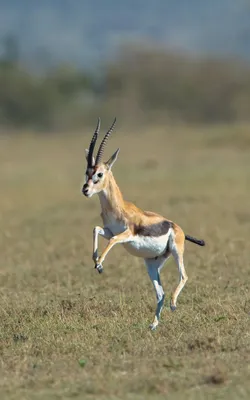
<box><xmin>98</xmin><ymin>172</ymin><xmax>125</xmax><ymax>219</ymax></box>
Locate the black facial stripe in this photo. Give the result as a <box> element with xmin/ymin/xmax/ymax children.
<box><xmin>134</xmin><ymin>220</ymin><xmax>173</xmax><ymax>237</ymax></box>
<box><xmin>86</xmin><ymin>168</ymin><xmax>94</xmax><ymax>178</ymax></box>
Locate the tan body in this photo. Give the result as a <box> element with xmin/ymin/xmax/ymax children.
<box><xmin>98</xmin><ymin>173</ymin><xmax>183</xmax><ymax>259</ymax></box>
<box><xmin>82</xmin><ymin>119</ymin><xmax>205</xmax><ymax>330</ymax></box>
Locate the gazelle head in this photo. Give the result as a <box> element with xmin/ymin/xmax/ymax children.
<box><xmin>82</xmin><ymin>118</ymin><xmax>120</xmax><ymax>198</ymax></box>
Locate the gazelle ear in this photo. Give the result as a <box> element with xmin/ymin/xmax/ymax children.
<box><xmin>85</xmin><ymin>149</ymin><xmax>95</xmax><ymax>165</ymax></box>
<box><xmin>105</xmin><ymin>148</ymin><xmax>120</xmax><ymax>170</ymax></box>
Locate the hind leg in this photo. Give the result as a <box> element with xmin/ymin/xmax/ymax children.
<box><xmin>144</xmin><ymin>256</ymin><xmax>168</xmax><ymax>330</ymax></box>
<box><xmin>170</xmin><ymin>233</ymin><xmax>188</xmax><ymax>311</ymax></box>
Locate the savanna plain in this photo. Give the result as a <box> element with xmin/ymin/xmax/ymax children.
<box><xmin>0</xmin><ymin>124</ymin><xmax>249</xmax><ymax>399</ymax></box>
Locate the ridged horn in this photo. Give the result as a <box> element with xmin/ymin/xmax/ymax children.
<box><xmin>95</xmin><ymin>118</ymin><xmax>117</xmax><ymax>165</ymax></box>
<box><xmin>87</xmin><ymin>118</ymin><xmax>101</xmax><ymax>167</ymax></box>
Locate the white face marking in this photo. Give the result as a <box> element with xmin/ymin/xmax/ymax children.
<box><xmin>92</xmin><ymin>174</ymin><xmax>99</xmax><ymax>184</ymax></box>
<box><xmin>83</xmin><ymin>166</ymin><xmax>106</xmax><ymax>197</ymax></box>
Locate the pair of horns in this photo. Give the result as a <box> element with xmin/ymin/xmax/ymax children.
<box><xmin>87</xmin><ymin>118</ymin><xmax>117</xmax><ymax>167</ymax></box>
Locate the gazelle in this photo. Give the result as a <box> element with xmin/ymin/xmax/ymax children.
<box><xmin>82</xmin><ymin>118</ymin><xmax>205</xmax><ymax>330</ymax></box>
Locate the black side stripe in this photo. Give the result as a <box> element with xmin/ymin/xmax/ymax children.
<box><xmin>134</xmin><ymin>220</ymin><xmax>173</xmax><ymax>237</ymax></box>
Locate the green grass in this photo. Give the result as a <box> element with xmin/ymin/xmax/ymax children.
<box><xmin>0</xmin><ymin>124</ymin><xmax>250</xmax><ymax>399</ymax></box>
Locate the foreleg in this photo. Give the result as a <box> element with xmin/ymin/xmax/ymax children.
<box><xmin>92</xmin><ymin>226</ymin><xmax>112</xmax><ymax>264</ymax></box>
<box><xmin>95</xmin><ymin>229</ymin><xmax>131</xmax><ymax>273</ymax></box>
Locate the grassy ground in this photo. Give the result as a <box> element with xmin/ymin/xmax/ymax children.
<box><xmin>0</xmin><ymin>124</ymin><xmax>249</xmax><ymax>399</ymax></box>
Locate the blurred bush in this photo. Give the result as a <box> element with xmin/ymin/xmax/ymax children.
<box><xmin>1</xmin><ymin>38</ymin><xmax>250</xmax><ymax>131</ymax></box>
<box><xmin>103</xmin><ymin>45</ymin><xmax>250</xmax><ymax>125</ymax></box>
<box><xmin>0</xmin><ymin>35</ymin><xmax>93</xmax><ymax>130</ymax></box>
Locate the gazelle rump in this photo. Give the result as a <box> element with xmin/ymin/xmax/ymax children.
<box><xmin>82</xmin><ymin>119</ymin><xmax>205</xmax><ymax>330</ymax></box>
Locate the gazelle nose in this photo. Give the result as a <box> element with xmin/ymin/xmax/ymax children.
<box><xmin>82</xmin><ymin>184</ymin><xmax>89</xmax><ymax>195</ymax></box>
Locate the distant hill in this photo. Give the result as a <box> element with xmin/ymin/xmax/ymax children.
<box><xmin>0</xmin><ymin>0</ymin><xmax>250</xmax><ymax>68</ymax></box>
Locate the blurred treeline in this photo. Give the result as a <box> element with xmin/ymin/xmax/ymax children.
<box><xmin>1</xmin><ymin>37</ymin><xmax>250</xmax><ymax>131</ymax></box>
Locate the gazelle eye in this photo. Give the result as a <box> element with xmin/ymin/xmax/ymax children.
<box><xmin>97</xmin><ymin>172</ymin><xmax>103</xmax><ymax>178</ymax></box>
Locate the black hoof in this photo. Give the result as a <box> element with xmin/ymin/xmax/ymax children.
<box><xmin>95</xmin><ymin>263</ymin><xmax>103</xmax><ymax>273</ymax></box>
<box><xmin>170</xmin><ymin>304</ymin><xmax>176</xmax><ymax>312</ymax></box>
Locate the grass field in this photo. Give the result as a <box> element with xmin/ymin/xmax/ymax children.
<box><xmin>0</xmin><ymin>124</ymin><xmax>249</xmax><ymax>399</ymax></box>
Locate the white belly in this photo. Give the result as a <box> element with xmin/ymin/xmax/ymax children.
<box><xmin>123</xmin><ymin>231</ymin><xmax>171</xmax><ymax>258</ymax></box>
<box><xmin>103</xmin><ymin>213</ymin><xmax>171</xmax><ymax>259</ymax></box>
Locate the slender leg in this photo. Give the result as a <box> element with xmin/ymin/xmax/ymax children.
<box><xmin>170</xmin><ymin>244</ymin><xmax>188</xmax><ymax>311</ymax></box>
<box><xmin>95</xmin><ymin>229</ymin><xmax>131</xmax><ymax>273</ymax></box>
<box><xmin>144</xmin><ymin>256</ymin><xmax>167</xmax><ymax>330</ymax></box>
<box><xmin>93</xmin><ymin>226</ymin><xmax>112</xmax><ymax>263</ymax></box>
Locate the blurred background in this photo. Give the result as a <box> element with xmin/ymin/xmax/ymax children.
<box><xmin>0</xmin><ymin>0</ymin><xmax>250</xmax><ymax>130</ymax></box>
<box><xmin>1</xmin><ymin>2</ymin><xmax>250</xmax><ymax>398</ymax></box>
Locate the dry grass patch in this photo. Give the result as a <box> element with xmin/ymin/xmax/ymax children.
<box><xmin>0</xmin><ymin>124</ymin><xmax>250</xmax><ymax>399</ymax></box>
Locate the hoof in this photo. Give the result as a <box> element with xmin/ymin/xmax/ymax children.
<box><xmin>149</xmin><ymin>323</ymin><xmax>158</xmax><ymax>331</ymax></box>
<box><xmin>95</xmin><ymin>263</ymin><xmax>103</xmax><ymax>273</ymax></box>
<box><xmin>170</xmin><ymin>303</ymin><xmax>176</xmax><ymax>312</ymax></box>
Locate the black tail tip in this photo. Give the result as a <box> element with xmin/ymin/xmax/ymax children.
<box><xmin>185</xmin><ymin>235</ymin><xmax>205</xmax><ymax>246</ymax></box>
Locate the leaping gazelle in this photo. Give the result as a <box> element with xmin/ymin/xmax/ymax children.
<box><xmin>82</xmin><ymin>118</ymin><xmax>205</xmax><ymax>330</ymax></box>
